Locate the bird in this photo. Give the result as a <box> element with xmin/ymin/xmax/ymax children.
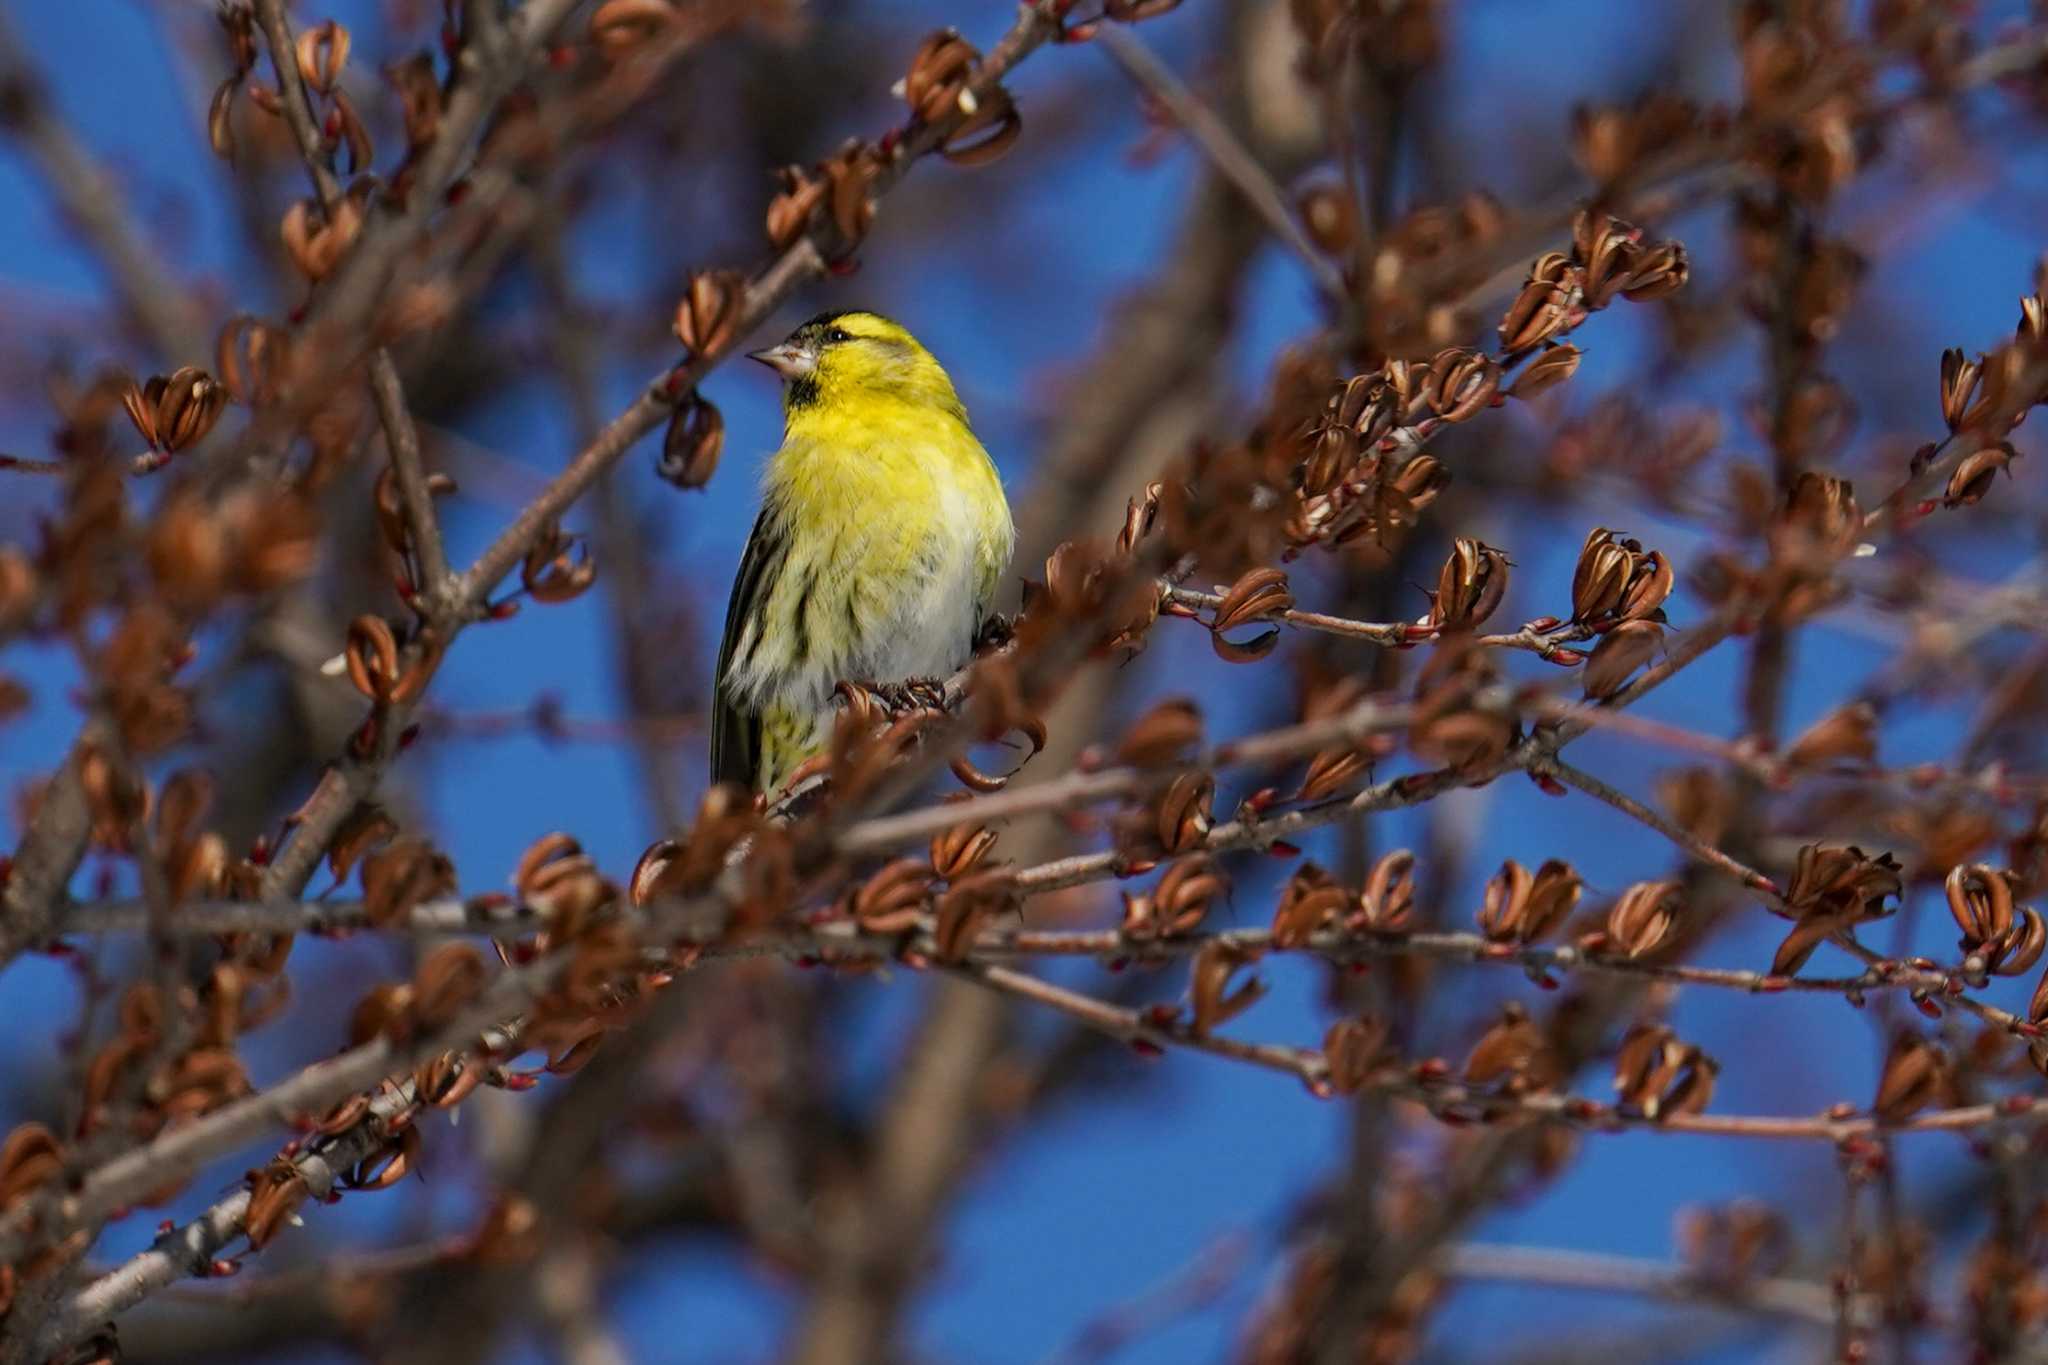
<box><xmin>710</xmin><ymin>310</ymin><xmax>1014</xmax><ymax>795</ymax></box>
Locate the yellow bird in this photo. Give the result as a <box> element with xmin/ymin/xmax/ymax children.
<box><xmin>711</xmin><ymin>311</ymin><xmax>1014</xmax><ymax>794</ymax></box>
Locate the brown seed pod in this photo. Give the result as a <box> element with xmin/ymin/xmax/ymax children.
<box><xmin>588</xmin><ymin>0</ymin><xmax>676</xmax><ymax>60</ymax></box>
<box><xmin>1463</xmin><ymin>1002</ymin><xmax>1557</xmax><ymax>1091</ymax></box>
<box><xmin>361</xmin><ymin>836</ymin><xmax>456</xmax><ymax>929</ymax></box>
<box><xmin>1208</xmin><ymin>567</ymin><xmax>1293</xmax><ymax>663</ymax></box>
<box><xmin>515</xmin><ymin>833</ymin><xmax>613</xmax><ymax>932</ymax></box>
<box><xmin>522</xmin><ymin>525</ymin><xmax>597</xmax><ymax>604</ymax></box>
<box><xmin>1580</xmin><ymin>619</ymin><xmax>1663</xmax><ymax>700</ymax></box>
<box><xmin>1622</xmin><ymin>240</ymin><xmax>1690</xmax><ymax>302</ymax></box>
<box><xmin>1944</xmin><ymin>443</ymin><xmax>2016</xmax><ymax>508</ymax></box>
<box><xmin>1498</xmin><ymin>251</ymin><xmax>1575</xmax><ymax>355</ymax></box>
<box><xmin>1154</xmin><ymin>772</ymin><xmax>1214</xmax><ymax>855</ymax></box>
<box><xmin>0</xmin><ymin>1122</ymin><xmax>63</xmax><ymax>1211</ymax></box>
<box><xmin>1297</xmin><ymin>745</ymin><xmax>1371</xmax><ymax>803</ymax></box>
<box><xmin>671</xmin><ymin>271</ymin><xmax>745</xmax><ymax>358</ymax></box>
<box><xmin>1477</xmin><ymin>858</ymin><xmax>1582</xmax><ymax>945</ymax></box>
<box><xmin>1118</xmin><ymin>696</ymin><xmax>1202</xmax><ymax>768</ymax></box>
<box><xmin>848</xmin><ymin>858</ymin><xmax>935</xmax><ymax>935</ymax></box>
<box><xmin>1272</xmin><ymin>866</ymin><xmax>1349</xmax><ymax>948</ymax></box>
<box><xmin>1613</xmin><ymin>1024</ymin><xmax>1717</xmax><ymax>1120</ymax></box>
<box><xmin>1355</xmin><ymin>850</ymin><xmax>1417</xmax><ymax>932</ymax></box>
<box><xmin>1782</xmin><ymin>701</ymin><xmax>1877</xmax><ymax>769</ymax></box>
<box><xmin>1425</xmin><ymin>347</ymin><xmax>1501</xmax><ymax>422</ymax></box>
<box><xmin>658</xmin><ymin>394</ymin><xmax>724</xmax><ymax>489</ymax></box>
<box><xmin>1189</xmin><ymin>941</ymin><xmax>1264</xmax><ymax>1036</ymax></box>
<box><xmin>386</xmin><ymin>51</ymin><xmax>442</xmax><ymax>152</ymax></box>
<box><xmin>901</xmin><ymin>29</ymin><xmax>978</xmax><ymax>123</ymax></box>
<box><xmin>1872</xmin><ymin>1031</ymin><xmax>1951</xmax><ymax>1121</ymax></box>
<box><xmin>343</xmin><ymin>615</ymin><xmax>403</xmax><ymax>704</ymax></box>
<box><xmin>821</xmin><ymin>142</ymin><xmax>884</xmax><ymax>248</ymax></box>
<box><xmin>933</xmin><ymin>868</ymin><xmax>1014</xmax><ymax>962</ymax></box>
<box><xmin>1507</xmin><ymin>343</ymin><xmax>1582</xmax><ymax>401</ymax></box>
<box><xmin>930</xmin><ymin>819</ymin><xmax>998</xmax><ymax>880</ymax></box>
<box><xmin>1323</xmin><ymin>1015</ymin><xmax>1389</xmax><ymax>1095</ymax></box>
<box><xmin>1571</xmin><ymin>528</ymin><xmax>1670</xmax><ymax>626</ymax></box>
<box><xmin>243</xmin><ymin>1159</ymin><xmax>311</xmax><ymax>1250</ymax></box>
<box><xmin>1939</xmin><ymin>347</ymin><xmax>1982</xmax><ymax>432</ymax></box>
<box><xmin>121</xmin><ymin>367</ymin><xmax>228</xmax><ymax>457</ymax></box>
<box><xmin>765</xmin><ymin>164</ymin><xmax>826</xmax><ymax>249</ymax></box>
<box><xmin>295</xmin><ymin>19</ymin><xmax>350</xmax><ymax>93</ymax></box>
<box><xmin>278</xmin><ymin>191</ymin><xmax>364</xmax><ymax>282</ymax></box>
<box><xmin>1426</xmin><ymin>538</ymin><xmax>1510</xmax><ymax>632</ymax></box>
<box><xmin>1603</xmin><ymin>880</ymin><xmax>1684</xmax><ymax>960</ymax></box>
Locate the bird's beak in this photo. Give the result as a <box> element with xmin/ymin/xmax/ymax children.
<box><xmin>747</xmin><ymin>342</ymin><xmax>815</xmax><ymax>380</ymax></box>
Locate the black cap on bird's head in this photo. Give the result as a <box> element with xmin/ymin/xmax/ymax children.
<box><xmin>747</xmin><ymin>311</ymin><xmax>963</xmax><ymax>419</ymax></box>
<box><xmin>747</xmin><ymin>311</ymin><xmax>912</xmax><ymax>379</ymax></box>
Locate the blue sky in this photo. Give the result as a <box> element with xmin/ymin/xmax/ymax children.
<box><xmin>5</xmin><ymin>0</ymin><xmax>2048</xmax><ymax>1361</ymax></box>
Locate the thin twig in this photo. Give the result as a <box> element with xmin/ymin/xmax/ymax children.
<box><xmin>1093</xmin><ymin>24</ymin><xmax>1349</xmax><ymax>301</ymax></box>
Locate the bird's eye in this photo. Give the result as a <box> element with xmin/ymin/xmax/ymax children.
<box><xmin>825</xmin><ymin>327</ymin><xmax>852</xmax><ymax>344</ymax></box>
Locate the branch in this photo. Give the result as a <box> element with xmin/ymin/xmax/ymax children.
<box><xmin>1441</xmin><ymin>1242</ymin><xmax>1865</xmax><ymax>1329</ymax></box>
<box><xmin>0</xmin><ymin>11</ymin><xmax>210</xmax><ymax>361</ymax></box>
<box><xmin>251</xmin><ymin>0</ymin><xmax>452</xmax><ymax>595</ymax></box>
<box><xmin>1092</xmin><ymin>24</ymin><xmax>1347</xmax><ymax>301</ymax></box>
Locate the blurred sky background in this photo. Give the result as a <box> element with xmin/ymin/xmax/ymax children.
<box><xmin>5</xmin><ymin>0</ymin><xmax>2048</xmax><ymax>1360</ymax></box>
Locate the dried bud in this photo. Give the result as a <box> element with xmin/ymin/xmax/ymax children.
<box><xmin>295</xmin><ymin>20</ymin><xmax>350</xmax><ymax>94</ymax></box>
<box><xmin>1189</xmin><ymin>941</ymin><xmax>1264</xmax><ymax>1036</ymax></box>
<box><xmin>1613</xmin><ymin>1024</ymin><xmax>1717</xmax><ymax>1119</ymax></box>
<box><xmin>1946</xmin><ymin>864</ymin><xmax>2046</xmax><ymax>976</ymax></box>
<box><xmin>1580</xmin><ymin>619</ymin><xmax>1662</xmax><ymax>700</ymax></box>
<box><xmin>1355</xmin><ymin>850</ymin><xmax>1416</xmax><ymax>931</ymax></box>
<box><xmin>657</xmin><ymin>395</ymin><xmax>723</xmax><ymax>489</ymax></box>
<box><xmin>1498</xmin><ymin>252</ymin><xmax>1575</xmax><ymax>355</ymax></box>
<box><xmin>1939</xmin><ymin>348</ymin><xmax>1982</xmax><ymax>432</ymax></box>
<box><xmin>1782</xmin><ymin>702</ymin><xmax>1877</xmax><ymax>769</ymax></box>
<box><xmin>1604</xmin><ymin>881</ymin><xmax>1683</xmax><ymax>959</ymax></box>
<box><xmin>1873</xmin><ymin>1031</ymin><xmax>1950</xmax><ymax>1121</ymax></box>
<box><xmin>1570</xmin><ymin>527</ymin><xmax>1671</xmax><ymax>626</ymax></box>
<box><xmin>361</xmin><ymin>836</ymin><xmax>456</xmax><ymax>928</ymax></box>
<box><xmin>1323</xmin><ymin>1016</ymin><xmax>1388</xmax><ymax>1095</ymax></box>
<box><xmin>515</xmin><ymin>833</ymin><xmax>613</xmax><ymax>932</ymax></box>
<box><xmin>1621</xmin><ymin>240</ymin><xmax>1690</xmax><ymax>301</ymax></box>
<box><xmin>1464</xmin><ymin>1002</ymin><xmax>1556</xmax><ymax>1091</ymax></box>
<box><xmin>1944</xmin><ymin>443</ymin><xmax>2016</xmax><ymax>508</ymax></box>
<box><xmin>215</xmin><ymin>315</ymin><xmax>290</xmax><ymax>408</ymax></box>
<box><xmin>589</xmin><ymin>0</ymin><xmax>676</xmax><ymax>60</ymax></box>
<box><xmin>386</xmin><ymin>52</ymin><xmax>442</xmax><ymax>152</ymax></box>
<box><xmin>1426</xmin><ymin>538</ymin><xmax>1510</xmax><ymax>632</ymax></box>
<box><xmin>1507</xmin><ymin>343</ymin><xmax>1582</xmax><ymax>402</ymax></box>
<box><xmin>279</xmin><ymin>190</ymin><xmax>365</xmax><ymax>282</ymax></box>
<box><xmin>1425</xmin><ymin>347</ymin><xmax>1500</xmax><ymax>422</ymax></box>
<box><xmin>1154</xmin><ymin>772</ymin><xmax>1214</xmax><ymax>855</ymax></box>
<box><xmin>672</xmin><ymin>271</ymin><xmax>745</xmax><ymax>357</ymax></box>
<box><xmin>930</xmin><ymin>820</ymin><xmax>998</xmax><ymax>880</ymax></box>
<box><xmin>821</xmin><ymin>142</ymin><xmax>884</xmax><ymax>248</ymax></box>
<box><xmin>933</xmin><ymin>869</ymin><xmax>1014</xmax><ymax>962</ymax></box>
<box><xmin>846</xmin><ymin>858</ymin><xmax>933</xmax><ymax>934</ymax></box>
<box><xmin>1785</xmin><ymin>843</ymin><xmax>1903</xmax><ymax>921</ymax></box>
<box><xmin>1118</xmin><ymin>696</ymin><xmax>1202</xmax><ymax>767</ymax></box>
<box><xmin>1207</xmin><ymin>567</ymin><xmax>1292</xmax><ymax>662</ymax></box>
<box><xmin>765</xmin><ymin>164</ymin><xmax>826</xmax><ymax>249</ymax></box>
<box><xmin>1477</xmin><ymin>858</ymin><xmax>1582</xmax><ymax>945</ymax></box>
<box><xmin>1272</xmin><ymin>865</ymin><xmax>1349</xmax><ymax>948</ymax></box>
<box><xmin>522</xmin><ymin>525</ymin><xmax>596</xmax><ymax>604</ymax></box>
<box><xmin>122</xmin><ymin>367</ymin><xmax>228</xmax><ymax>457</ymax></box>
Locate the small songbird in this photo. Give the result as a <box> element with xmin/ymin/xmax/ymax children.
<box><xmin>710</xmin><ymin>311</ymin><xmax>1015</xmax><ymax>794</ymax></box>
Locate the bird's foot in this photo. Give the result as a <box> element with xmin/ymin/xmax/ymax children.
<box><xmin>871</xmin><ymin>675</ymin><xmax>948</xmax><ymax>717</ymax></box>
<box><xmin>973</xmin><ymin>612</ymin><xmax>1015</xmax><ymax>654</ymax></box>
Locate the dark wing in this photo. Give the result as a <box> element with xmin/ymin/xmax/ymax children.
<box><xmin>709</xmin><ymin>507</ymin><xmax>784</xmax><ymax>790</ymax></box>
